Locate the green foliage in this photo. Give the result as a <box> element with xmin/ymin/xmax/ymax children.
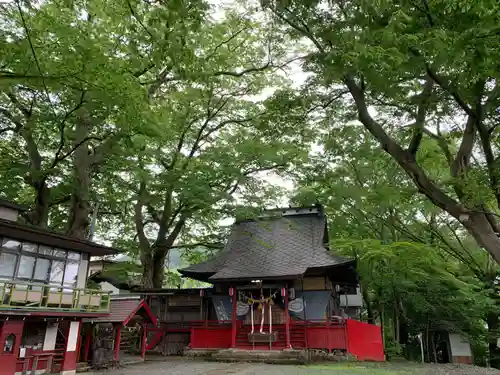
<box><xmin>292</xmin><ymin>124</ymin><xmax>497</xmax><ymax>361</ymax></box>
<box><xmin>267</xmin><ymin>0</ymin><xmax>500</xmax><ymax>268</ymax></box>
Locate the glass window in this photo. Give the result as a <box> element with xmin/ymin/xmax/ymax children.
<box><xmin>17</xmin><ymin>256</ymin><xmax>35</xmax><ymax>278</ymax></box>
<box><xmin>2</xmin><ymin>238</ymin><xmax>21</xmax><ymax>251</ymax></box>
<box><xmin>50</xmin><ymin>261</ymin><xmax>65</xmax><ymax>285</ymax></box>
<box><xmin>0</xmin><ymin>252</ymin><xmax>17</xmax><ymax>277</ymax></box>
<box><xmin>4</xmin><ymin>334</ymin><xmax>15</xmax><ymax>353</ymax></box>
<box><xmin>63</xmin><ymin>262</ymin><xmax>79</xmax><ymax>286</ymax></box>
<box><xmin>67</xmin><ymin>252</ymin><xmax>81</xmax><ymax>261</ymax></box>
<box><xmin>52</xmin><ymin>249</ymin><xmax>66</xmax><ymax>258</ymax></box>
<box><xmin>22</xmin><ymin>243</ymin><xmax>37</xmax><ymax>253</ymax></box>
<box><xmin>38</xmin><ymin>246</ymin><xmax>52</xmax><ymax>256</ymax></box>
<box><xmin>33</xmin><ymin>258</ymin><xmax>50</xmax><ymax>281</ymax></box>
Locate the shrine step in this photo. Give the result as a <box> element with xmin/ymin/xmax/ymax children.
<box><xmin>235</xmin><ymin>344</ymin><xmax>287</xmax><ymax>350</ymax></box>
<box><xmin>212</xmin><ymin>348</ymin><xmax>308</xmax><ymax>364</ymax></box>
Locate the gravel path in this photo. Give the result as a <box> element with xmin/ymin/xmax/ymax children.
<box><xmin>87</xmin><ymin>359</ymin><xmax>500</xmax><ymax>375</ymax></box>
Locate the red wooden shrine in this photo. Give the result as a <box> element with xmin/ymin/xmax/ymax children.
<box><xmin>139</xmin><ymin>206</ymin><xmax>385</xmax><ymax>361</ymax></box>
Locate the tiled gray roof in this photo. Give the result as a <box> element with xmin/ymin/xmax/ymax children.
<box><xmin>179</xmin><ymin>212</ymin><xmax>354</xmax><ymax>282</ymax></box>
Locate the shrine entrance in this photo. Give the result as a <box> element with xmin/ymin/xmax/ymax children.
<box><xmin>231</xmin><ymin>284</ymin><xmax>292</xmax><ymax>350</ymax></box>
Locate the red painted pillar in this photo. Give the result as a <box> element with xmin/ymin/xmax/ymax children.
<box><xmin>114</xmin><ymin>324</ymin><xmax>122</xmax><ymax>362</ymax></box>
<box><xmin>141</xmin><ymin>324</ymin><xmax>147</xmax><ymax>359</ymax></box>
<box><xmin>231</xmin><ymin>287</ymin><xmax>237</xmax><ymax>348</ymax></box>
<box><xmin>82</xmin><ymin>326</ymin><xmax>92</xmax><ymax>362</ymax></box>
<box><xmin>284</xmin><ymin>286</ymin><xmax>291</xmax><ymax>349</ymax></box>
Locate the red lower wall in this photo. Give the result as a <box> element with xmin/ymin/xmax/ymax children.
<box><xmin>346</xmin><ymin>319</ymin><xmax>384</xmax><ymax>361</ymax></box>
<box><xmin>187</xmin><ymin>319</ymin><xmax>384</xmax><ymax>362</ymax></box>
<box><xmin>306</xmin><ymin>326</ymin><xmax>347</xmax><ymax>350</ymax></box>
<box><xmin>0</xmin><ymin>320</ymin><xmax>25</xmax><ymax>375</ymax></box>
<box><xmin>190</xmin><ymin>327</ymin><xmax>232</xmax><ymax>349</ymax></box>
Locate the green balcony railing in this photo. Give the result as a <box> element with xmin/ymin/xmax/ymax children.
<box><xmin>0</xmin><ymin>280</ymin><xmax>111</xmax><ymax>313</ymax></box>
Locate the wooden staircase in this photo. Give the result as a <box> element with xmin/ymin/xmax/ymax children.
<box><xmin>290</xmin><ymin>326</ymin><xmax>307</xmax><ymax>349</ymax></box>
<box><xmin>51</xmin><ymin>322</ymin><xmax>68</xmax><ymax>372</ymax></box>
<box><xmin>234</xmin><ymin>325</ymin><xmax>307</xmax><ymax>350</ymax></box>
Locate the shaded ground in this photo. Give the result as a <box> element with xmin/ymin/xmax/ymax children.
<box><xmin>87</xmin><ymin>359</ymin><xmax>500</xmax><ymax>375</ymax></box>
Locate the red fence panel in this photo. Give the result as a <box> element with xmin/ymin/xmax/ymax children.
<box><xmin>346</xmin><ymin>319</ymin><xmax>384</xmax><ymax>361</ymax></box>
<box><xmin>190</xmin><ymin>327</ymin><xmax>232</xmax><ymax>349</ymax></box>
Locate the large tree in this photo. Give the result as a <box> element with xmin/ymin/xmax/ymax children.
<box><xmin>264</xmin><ymin>0</ymin><xmax>500</xmax><ymax>265</ymax></box>
<box><xmin>101</xmin><ymin>7</ymin><xmax>313</xmax><ymax>288</ymax></box>
<box><xmin>0</xmin><ymin>0</ymin><xmax>207</xmax><ymax>238</ymax></box>
<box><xmin>292</xmin><ymin>125</ymin><xmax>500</xmax><ymax>364</ymax></box>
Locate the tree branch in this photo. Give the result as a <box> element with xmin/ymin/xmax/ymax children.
<box><xmin>134</xmin><ymin>180</ymin><xmax>150</xmax><ymax>250</ymax></box>
<box><xmin>213</xmin><ymin>62</ymin><xmax>272</xmax><ymax>77</ymax></box>
<box><xmin>205</xmin><ymin>27</ymin><xmax>249</xmax><ymax>60</ymax></box>
<box><xmin>0</xmin><ymin>107</ymin><xmax>23</xmax><ymax>133</ymax></box>
<box><xmin>407</xmin><ymin>76</ymin><xmax>433</xmax><ymax>156</ymax></box>
<box><xmin>409</xmin><ymin>48</ymin><xmax>475</xmax><ymax>118</ymax></box>
<box><xmin>52</xmin><ymin>91</ymin><xmax>86</xmax><ymax>167</ymax></box>
<box><xmin>343</xmin><ymin>75</ymin><xmax>463</xmax><ymax>218</ymax></box>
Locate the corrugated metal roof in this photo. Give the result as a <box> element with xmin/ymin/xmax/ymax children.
<box><xmin>179</xmin><ymin>210</ymin><xmax>355</xmax><ymax>282</ymax></box>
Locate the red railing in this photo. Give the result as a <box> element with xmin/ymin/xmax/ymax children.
<box><xmin>290</xmin><ymin>318</ymin><xmax>347</xmax><ymax>327</ymax></box>
<box><xmin>149</xmin><ymin>318</ymin><xmax>384</xmax><ymax>361</ymax></box>
<box><xmin>16</xmin><ymin>350</ymin><xmax>58</xmax><ymax>374</ymax></box>
<box><xmin>146</xmin><ymin>320</ymin><xmax>235</xmax><ymax>351</ymax></box>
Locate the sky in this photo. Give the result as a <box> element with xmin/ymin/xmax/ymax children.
<box><xmin>208</xmin><ymin>0</ymin><xmax>314</xmax><ymax>221</ymax></box>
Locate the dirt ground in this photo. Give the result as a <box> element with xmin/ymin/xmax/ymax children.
<box><xmin>87</xmin><ymin>359</ymin><xmax>500</xmax><ymax>375</ymax></box>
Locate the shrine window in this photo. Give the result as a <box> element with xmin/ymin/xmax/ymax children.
<box><xmin>3</xmin><ymin>333</ymin><xmax>15</xmax><ymax>353</ymax></box>
<box><xmin>0</xmin><ymin>237</ymin><xmax>81</xmax><ymax>288</ymax></box>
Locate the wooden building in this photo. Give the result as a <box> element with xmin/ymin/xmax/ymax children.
<box><xmin>140</xmin><ymin>206</ymin><xmax>384</xmax><ymax>361</ymax></box>
<box><xmin>0</xmin><ymin>200</ymin><xmax>121</xmax><ymax>375</ymax></box>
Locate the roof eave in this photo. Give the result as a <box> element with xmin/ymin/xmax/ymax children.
<box><xmin>208</xmin><ymin>273</ymin><xmax>304</xmax><ymax>283</ymax></box>
<box><xmin>0</xmin><ymin>219</ymin><xmax>121</xmax><ymax>256</ymax></box>
<box><xmin>178</xmin><ymin>270</ymin><xmax>215</xmax><ymax>283</ymax></box>
<box><xmin>0</xmin><ymin>199</ymin><xmax>27</xmax><ymax>212</ymax></box>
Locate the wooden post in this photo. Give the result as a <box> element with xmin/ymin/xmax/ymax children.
<box><xmin>46</xmin><ymin>354</ymin><xmax>53</xmax><ymax>374</ymax></box>
<box><xmin>30</xmin><ymin>356</ymin><xmax>39</xmax><ymax>375</ymax></box>
<box><xmin>284</xmin><ymin>285</ymin><xmax>291</xmax><ymax>349</ymax></box>
<box><xmin>114</xmin><ymin>324</ymin><xmax>122</xmax><ymax>363</ymax></box>
<box><xmin>231</xmin><ymin>287</ymin><xmax>237</xmax><ymax>348</ymax></box>
<box><xmin>141</xmin><ymin>323</ymin><xmax>147</xmax><ymax>359</ymax></box>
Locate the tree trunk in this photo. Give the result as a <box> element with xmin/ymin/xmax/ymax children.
<box><xmin>141</xmin><ymin>248</ymin><xmax>155</xmax><ymax>289</ymax></box>
<box><xmin>394</xmin><ymin>301</ymin><xmax>400</xmax><ymax>344</ymax></box>
<box><xmin>344</xmin><ymin>78</ymin><xmax>500</xmax><ymax>265</ymax></box>
<box><xmin>463</xmin><ymin>213</ymin><xmax>500</xmax><ymax>264</ymax></box>
<box><xmin>26</xmin><ymin>184</ymin><xmax>50</xmax><ymax>227</ymax></box>
<box><xmin>152</xmin><ymin>252</ymin><xmax>166</xmax><ymax>288</ymax></box>
<box><xmin>66</xmin><ymin>112</ymin><xmax>92</xmax><ymax>239</ymax></box>
<box><xmin>362</xmin><ymin>287</ymin><xmax>375</xmax><ymax>324</ymax></box>
<box><xmin>399</xmin><ymin>319</ymin><xmax>410</xmax><ymax>359</ymax></box>
<box><xmin>141</xmin><ymin>245</ymin><xmax>168</xmax><ymax>289</ymax></box>
<box><xmin>431</xmin><ymin>332</ymin><xmax>437</xmax><ymax>363</ymax></box>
